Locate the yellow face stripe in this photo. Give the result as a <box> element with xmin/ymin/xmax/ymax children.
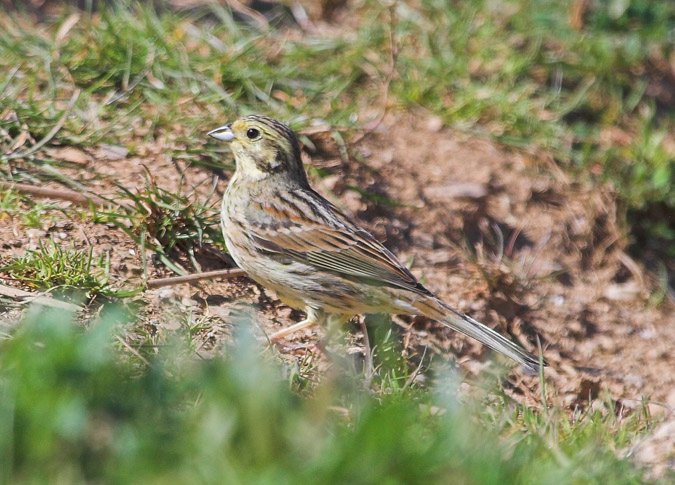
<box><xmin>232</xmin><ymin>115</ymin><xmax>293</xmax><ymax>144</ymax></box>
<box><xmin>227</xmin><ymin>114</ymin><xmax>307</xmax><ymax>183</ymax></box>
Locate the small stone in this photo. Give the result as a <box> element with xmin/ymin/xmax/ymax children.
<box><xmin>45</xmin><ymin>146</ymin><xmax>92</xmax><ymax>165</ymax></box>
<box><xmin>97</xmin><ymin>144</ymin><xmax>128</xmax><ymax>160</ymax></box>
<box><xmin>426</xmin><ymin>116</ymin><xmax>444</xmax><ymax>132</ymax></box>
<box><xmin>597</xmin><ymin>335</ymin><xmax>616</xmax><ymax>352</ymax></box>
<box><xmin>318</xmin><ymin>174</ymin><xmax>340</xmax><ymax>191</ymax></box>
<box><xmin>562</xmin><ymin>394</ymin><xmax>577</xmax><ymax>408</ymax></box>
<box><xmin>550</xmin><ymin>295</ymin><xmax>565</xmax><ymax>306</ymax></box>
<box><xmin>53</xmin><ymin>221</ymin><xmax>73</xmax><ymax>230</ymax></box>
<box><xmin>423</xmin><ymin>182</ymin><xmax>487</xmax><ymax>202</ymax></box>
<box><xmin>623</xmin><ymin>374</ymin><xmax>644</xmax><ymax>388</ymax></box>
<box><xmin>157</xmin><ymin>287</ymin><xmax>175</xmax><ymax>300</ymax></box>
<box><xmin>26</xmin><ymin>228</ymin><xmax>44</xmax><ymax>239</ymax></box>
<box><xmin>603</xmin><ymin>282</ymin><xmax>641</xmax><ymax>301</ymax></box>
<box><xmin>630</xmin><ymin>419</ymin><xmax>675</xmax><ymax>479</ymax></box>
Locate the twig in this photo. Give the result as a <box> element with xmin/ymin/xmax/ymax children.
<box><xmin>4</xmin><ymin>89</ymin><xmax>81</xmax><ymax>161</ymax></box>
<box><xmin>29</xmin><ymin>295</ymin><xmax>82</xmax><ymax>312</ymax></box>
<box><xmin>0</xmin><ymin>181</ymin><xmax>107</xmax><ymax>207</ymax></box>
<box><xmin>0</xmin><ymin>283</ymin><xmax>82</xmax><ymax>312</ymax></box>
<box><xmin>0</xmin><ymin>283</ymin><xmax>34</xmax><ymax>299</ymax></box>
<box><xmin>146</xmin><ymin>268</ymin><xmax>246</xmax><ymax>289</ymax></box>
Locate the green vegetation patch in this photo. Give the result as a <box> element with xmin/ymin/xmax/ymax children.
<box><xmin>2</xmin><ymin>241</ymin><xmax>122</xmax><ymax>300</ymax></box>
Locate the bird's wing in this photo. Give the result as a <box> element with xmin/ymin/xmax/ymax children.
<box><xmin>246</xmin><ymin>189</ymin><xmax>429</xmax><ymax>295</ymax></box>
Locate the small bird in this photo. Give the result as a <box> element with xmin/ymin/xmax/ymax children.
<box><xmin>208</xmin><ymin>115</ymin><xmax>542</xmax><ymax>372</ymax></box>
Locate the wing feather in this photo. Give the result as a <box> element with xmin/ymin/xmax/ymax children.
<box><xmin>248</xmin><ymin>192</ymin><xmax>428</xmax><ymax>295</ymax></box>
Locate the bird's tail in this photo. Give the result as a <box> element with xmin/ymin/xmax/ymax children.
<box><xmin>411</xmin><ymin>296</ymin><xmax>543</xmax><ymax>373</ymax></box>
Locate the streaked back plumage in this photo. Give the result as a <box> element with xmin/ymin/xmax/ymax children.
<box><xmin>213</xmin><ymin>114</ymin><xmax>544</xmax><ymax>373</ymax></box>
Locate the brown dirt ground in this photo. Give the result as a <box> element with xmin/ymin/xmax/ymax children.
<box><xmin>1</xmin><ymin>111</ymin><xmax>673</xmax><ymax>474</ymax></box>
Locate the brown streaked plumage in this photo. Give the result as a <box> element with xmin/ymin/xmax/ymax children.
<box><xmin>208</xmin><ymin>114</ymin><xmax>544</xmax><ymax>372</ymax></box>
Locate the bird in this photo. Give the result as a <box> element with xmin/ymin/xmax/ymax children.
<box><xmin>208</xmin><ymin>114</ymin><xmax>543</xmax><ymax>373</ymax></box>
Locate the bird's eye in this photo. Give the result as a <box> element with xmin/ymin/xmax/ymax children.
<box><xmin>246</xmin><ymin>128</ymin><xmax>260</xmax><ymax>139</ymax></box>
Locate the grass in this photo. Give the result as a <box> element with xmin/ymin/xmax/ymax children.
<box><xmin>0</xmin><ymin>306</ymin><xmax>658</xmax><ymax>483</ymax></box>
<box><xmin>92</xmin><ymin>175</ymin><xmax>225</xmax><ymax>275</ymax></box>
<box><xmin>0</xmin><ymin>189</ymin><xmax>63</xmax><ymax>229</ymax></box>
<box><xmin>0</xmin><ymin>0</ymin><xmax>672</xmax><ymax>481</ymax></box>
<box><xmin>1</xmin><ymin>240</ymin><xmax>129</xmax><ymax>300</ymax></box>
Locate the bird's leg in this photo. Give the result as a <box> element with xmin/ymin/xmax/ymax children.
<box><xmin>359</xmin><ymin>317</ymin><xmax>374</xmax><ymax>385</ymax></box>
<box><xmin>269</xmin><ymin>307</ymin><xmax>323</xmax><ymax>342</ymax></box>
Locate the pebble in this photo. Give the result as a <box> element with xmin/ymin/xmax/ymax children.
<box><xmin>603</xmin><ymin>282</ymin><xmax>641</xmax><ymax>301</ymax></box>
<box><xmin>26</xmin><ymin>228</ymin><xmax>44</xmax><ymax>239</ymax></box>
<box><xmin>623</xmin><ymin>374</ymin><xmax>644</xmax><ymax>388</ymax></box>
<box><xmin>423</xmin><ymin>182</ymin><xmax>487</xmax><ymax>202</ymax></box>
<box><xmin>426</xmin><ymin>116</ymin><xmax>444</xmax><ymax>132</ymax></box>
<box><xmin>157</xmin><ymin>287</ymin><xmax>175</xmax><ymax>300</ymax></box>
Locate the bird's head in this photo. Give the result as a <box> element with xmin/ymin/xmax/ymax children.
<box><xmin>208</xmin><ymin>115</ymin><xmax>308</xmax><ymax>185</ymax></box>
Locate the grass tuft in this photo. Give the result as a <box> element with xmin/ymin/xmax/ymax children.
<box><xmin>93</xmin><ymin>174</ymin><xmax>224</xmax><ymax>275</ymax></box>
<box><xmin>2</xmin><ymin>240</ymin><xmax>125</xmax><ymax>300</ymax></box>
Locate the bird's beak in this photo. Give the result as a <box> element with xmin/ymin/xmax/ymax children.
<box><xmin>208</xmin><ymin>124</ymin><xmax>235</xmax><ymax>142</ymax></box>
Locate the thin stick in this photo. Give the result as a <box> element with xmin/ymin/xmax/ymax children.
<box><xmin>146</xmin><ymin>268</ymin><xmax>246</xmax><ymax>288</ymax></box>
<box><xmin>0</xmin><ymin>181</ymin><xmax>107</xmax><ymax>207</ymax></box>
<box><xmin>0</xmin><ymin>283</ymin><xmax>34</xmax><ymax>299</ymax></box>
<box><xmin>0</xmin><ymin>284</ymin><xmax>82</xmax><ymax>312</ymax></box>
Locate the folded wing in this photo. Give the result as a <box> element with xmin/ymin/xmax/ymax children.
<box><xmin>247</xmin><ymin>189</ymin><xmax>430</xmax><ymax>296</ymax></box>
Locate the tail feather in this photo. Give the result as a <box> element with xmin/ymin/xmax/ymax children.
<box><xmin>413</xmin><ymin>296</ymin><xmax>544</xmax><ymax>373</ymax></box>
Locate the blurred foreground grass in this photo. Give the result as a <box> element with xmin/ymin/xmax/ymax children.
<box><xmin>0</xmin><ymin>306</ymin><xmax>654</xmax><ymax>483</ymax></box>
